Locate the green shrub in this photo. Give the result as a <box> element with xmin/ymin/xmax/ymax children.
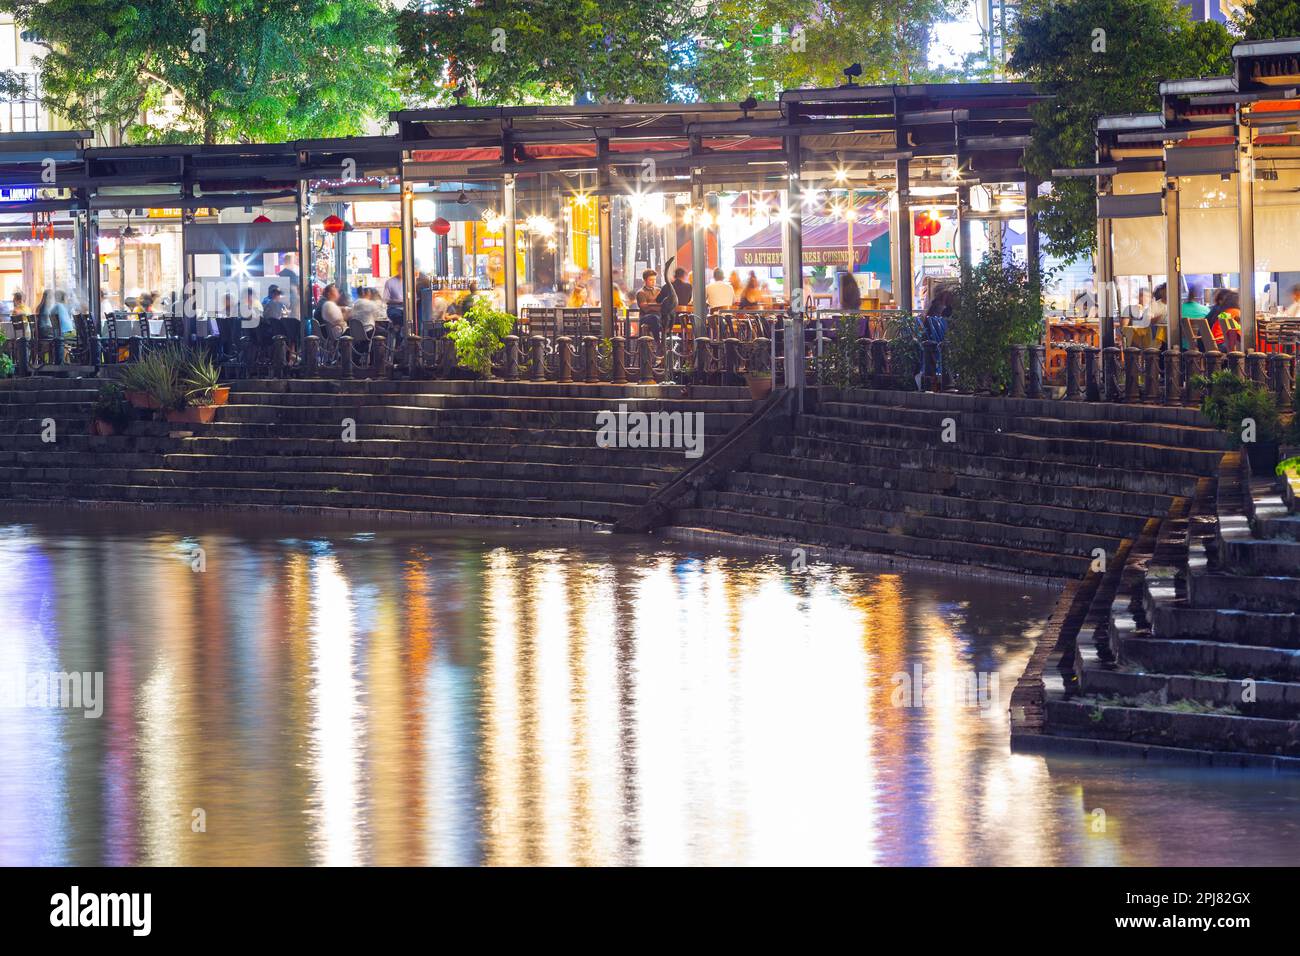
<box><xmin>1193</xmin><ymin>370</ymin><xmax>1284</xmax><ymax>447</ymax></box>
<box><xmin>883</xmin><ymin>311</ymin><xmax>923</xmax><ymax>389</ymax></box>
<box><xmin>92</xmin><ymin>381</ymin><xmax>131</xmax><ymax>431</ymax></box>
<box><xmin>445</xmin><ymin>295</ymin><xmax>516</xmax><ymax>378</ymax></box>
<box><xmin>0</xmin><ymin>328</ymin><xmax>12</xmax><ymax>378</ymax></box>
<box><xmin>812</xmin><ymin>315</ymin><xmax>862</xmax><ymax>389</ymax></box>
<box><xmin>942</xmin><ymin>251</ymin><xmax>1045</xmax><ymax>392</ymax></box>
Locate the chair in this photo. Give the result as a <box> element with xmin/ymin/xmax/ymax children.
<box><xmin>1192</xmin><ymin>318</ymin><xmax>1219</xmax><ymax>353</ymax></box>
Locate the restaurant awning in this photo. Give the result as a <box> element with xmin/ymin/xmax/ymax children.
<box><xmin>733</xmin><ymin>216</ymin><xmax>889</xmax><ymax>268</ymax></box>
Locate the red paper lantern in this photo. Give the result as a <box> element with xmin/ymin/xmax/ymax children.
<box><xmin>431</xmin><ymin>217</ymin><xmax>451</xmax><ymax>236</ymax></box>
<box><xmin>252</xmin><ymin>214</ymin><xmax>272</xmax><ymax>223</ymax></box>
<box><xmin>913</xmin><ymin>210</ymin><xmax>942</xmax><ymax>252</ymax></box>
<box><xmin>322</xmin><ymin>214</ymin><xmax>346</xmax><ymax>234</ymax></box>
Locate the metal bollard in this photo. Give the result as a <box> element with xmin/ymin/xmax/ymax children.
<box><xmin>304</xmin><ymin>335</ymin><xmax>320</xmax><ymax>377</ymax></box>
<box><xmin>1084</xmin><ymin>346</ymin><xmax>1100</xmax><ymax>402</ymax></box>
<box><xmin>1142</xmin><ymin>348</ymin><xmax>1160</xmax><ymax>403</ymax></box>
<box><xmin>503</xmin><ymin>334</ymin><xmax>520</xmax><ymax>381</ymax></box>
<box><xmin>1102</xmin><ymin>346</ymin><xmax>1121</xmax><ymax>402</ymax></box>
<box><xmin>555</xmin><ymin>336</ymin><xmax>574</xmax><ymax>383</ymax></box>
<box><xmin>1065</xmin><ymin>346</ymin><xmax>1083</xmax><ymax>400</ymax></box>
<box><xmin>1009</xmin><ymin>345</ymin><xmax>1026</xmax><ymax>398</ymax></box>
<box><xmin>340</xmin><ymin>335</ymin><xmax>354</xmax><ymax>377</ymax></box>
<box><xmin>1183</xmin><ymin>350</ymin><xmax>1204</xmax><ymax>406</ymax></box>
<box><xmin>582</xmin><ymin>335</ymin><xmax>600</xmax><ymax>384</ymax></box>
<box><xmin>611</xmin><ymin>337</ymin><xmax>628</xmax><ymax>385</ymax></box>
<box><xmin>530</xmin><ymin>335</ymin><xmax>547</xmax><ymax>382</ymax></box>
<box><xmin>1163</xmin><ymin>350</ymin><xmax>1180</xmax><ymax>406</ymax></box>
<box><xmin>1247</xmin><ymin>351</ymin><xmax>1267</xmax><ymax>389</ymax></box>
<box><xmin>1123</xmin><ymin>347</ymin><xmax>1140</xmax><ymax>402</ymax></box>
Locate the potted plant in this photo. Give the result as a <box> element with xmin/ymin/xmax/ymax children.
<box><xmin>1193</xmin><ymin>369</ymin><xmax>1285</xmax><ymax>474</ymax></box>
<box><xmin>90</xmin><ymin>381</ymin><xmax>131</xmax><ymax>436</ymax></box>
<box><xmin>745</xmin><ymin>368</ymin><xmax>773</xmax><ymax>400</ymax></box>
<box><xmin>445</xmin><ymin>295</ymin><xmax>516</xmax><ymax>379</ymax></box>
<box><xmin>182</xmin><ymin>351</ymin><xmax>229</xmax><ymax>407</ymax></box>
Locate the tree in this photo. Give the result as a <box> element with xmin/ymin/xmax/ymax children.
<box><xmin>396</xmin><ymin>0</ymin><xmax>701</xmax><ymax>105</ymax></box>
<box><xmin>1236</xmin><ymin>0</ymin><xmax>1300</xmax><ymax>39</ymax></box>
<box><xmin>395</xmin><ymin>0</ymin><xmax>965</xmax><ymax>106</ymax></box>
<box><xmin>0</xmin><ymin>0</ymin><xmax>398</xmax><ymax>144</ymax></box>
<box><xmin>1010</xmin><ymin>0</ymin><xmax>1233</xmax><ymax>261</ymax></box>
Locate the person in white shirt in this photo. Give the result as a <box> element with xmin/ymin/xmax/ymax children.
<box><xmin>319</xmin><ymin>283</ymin><xmax>347</xmax><ymax>339</ymax></box>
<box><xmin>1283</xmin><ymin>284</ymin><xmax>1300</xmax><ymax>317</ymax></box>
<box><xmin>350</xmin><ymin>287</ymin><xmax>384</xmax><ymax>333</ymax></box>
<box><xmin>704</xmin><ymin>268</ymin><xmax>735</xmax><ymax>309</ymax></box>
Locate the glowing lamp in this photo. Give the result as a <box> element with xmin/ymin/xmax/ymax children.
<box><xmin>323</xmin><ymin>214</ymin><xmax>346</xmax><ymax>234</ymax></box>
<box><xmin>431</xmin><ymin>217</ymin><xmax>451</xmax><ymax>236</ymax></box>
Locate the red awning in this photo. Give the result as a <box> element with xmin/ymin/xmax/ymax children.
<box><xmin>733</xmin><ymin>216</ymin><xmax>888</xmax><ymax>268</ymax></box>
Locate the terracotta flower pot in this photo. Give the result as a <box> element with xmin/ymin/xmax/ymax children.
<box><xmin>91</xmin><ymin>418</ymin><xmax>121</xmax><ymax>437</ymax></box>
<box><xmin>124</xmin><ymin>389</ymin><xmax>160</xmax><ymax>410</ymax></box>
<box><xmin>210</xmin><ymin>386</ymin><xmax>230</xmax><ymax>407</ymax></box>
<box><xmin>746</xmin><ymin>373</ymin><xmax>773</xmax><ymax>401</ymax></box>
<box><xmin>164</xmin><ymin>405</ymin><xmax>217</xmax><ymax>425</ymax></box>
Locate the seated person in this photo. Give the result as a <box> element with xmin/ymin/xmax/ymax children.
<box><xmin>318</xmin><ymin>284</ymin><xmax>347</xmax><ymax>340</ymax></box>
<box><xmin>349</xmin><ymin>287</ymin><xmax>385</xmax><ymax>335</ymax></box>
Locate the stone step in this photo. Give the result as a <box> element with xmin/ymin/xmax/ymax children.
<box><xmin>771</xmin><ymin>433</ymin><xmax>1202</xmax><ymax>498</ymax></box>
<box><xmin>1219</xmin><ymin>535</ymin><xmax>1300</xmax><ymax>576</ymax></box>
<box><xmin>749</xmin><ymin>451</ymin><xmax>1176</xmax><ymax>517</ymax></box>
<box><xmin>1078</xmin><ymin>667</ymin><xmax>1300</xmax><ymax>721</ymax></box>
<box><xmin>721</xmin><ymin>469</ymin><xmax>1144</xmax><ymax>540</ymax></box>
<box><xmin>1044</xmin><ymin>697</ymin><xmax>1300</xmax><ymax>757</ymax></box>
<box><xmin>191</xmin><ymin>420</ymin><xmax>719</xmax><ymax>453</ymax></box>
<box><xmin>816</xmin><ymin>399</ymin><xmax>1225</xmax><ymax>450</ymax></box>
<box><xmin>208</xmin><ymin>403</ymin><xmax>747</xmax><ymax>431</ymax></box>
<box><xmin>698</xmin><ymin>488</ymin><xmax>1116</xmax><ymax>559</ymax></box>
<box><xmin>226</xmin><ymin>390</ymin><xmax>757</xmax><ymax>414</ymax></box>
<box><xmin>672</xmin><ymin>504</ymin><xmax>1090</xmax><ymax>577</ymax></box>
<box><xmin>0</xmin><ymin>480</ymin><xmax>638</xmax><ymax>522</ymax></box>
<box><xmin>236</xmin><ymin>379</ymin><xmax>752</xmax><ymax>400</ymax></box>
<box><xmin>804</xmin><ymin>414</ymin><xmax>1223</xmax><ymax>475</ymax></box>
<box><xmin>1186</xmin><ymin>569</ymin><xmax>1300</xmax><ymax>614</ymax></box>
<box><xmin>838</xmin><ymin>386</ymin><xmax>1212</xmax><ymax>427</ymax></box>
<box><xmin>1113</xmin><ymin>633</ymin><xmax>1300</xmax><ymax>682</ymax></box>
<box><xmin>1145</xmin><ymin>597</ymin><xmax>1300</xmax><ymax>648</ymax></box>
<box><xmin>160</xmin><ymin>452</ymin><xmax>674</xmax><ymax>484</ymax></box>
<box><xmin>4</xmin><ymin>465</ymin><xmax>658</xmax><ymax>505</ymax></box>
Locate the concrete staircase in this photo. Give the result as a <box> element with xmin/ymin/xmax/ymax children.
<box><xmin>1042</xmin><ymin>450</ymin><xmax>1300</xmax><ymax>765</ymax></box>
<box><xmin>0</xmin><ymin>378</ymin><xmax>753</xmax><ymax>528</ymax></box>
<box><xmin>667</xmin><ymin>388</ymin><xmax>1226</xmax><ymax>580</ymax></box>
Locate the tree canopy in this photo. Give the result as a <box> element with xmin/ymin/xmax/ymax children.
<box><xmin>1010</xmin><ymin>0</ymin><xmax>1233</xmax><ymax>262</ymax></box>
<box><xmin>0</xmin><ymin>0</ymin><xmax>398</xmax><ymax>144</ymax></box>
<box><xmin>395</xmin><ymin>0</ymin><xmax>965</xmax><ymax>106</ymax></box>
<box><xmin>1236</xmin><ymin>0</ymin><xmax>1300</xmax><ymax>40</ymax></box>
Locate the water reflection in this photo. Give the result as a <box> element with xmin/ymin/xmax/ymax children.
<box><xmin>1</xmin><ymin>509</ymin><xmax>1299</xmax><ymax>867</ymax></box>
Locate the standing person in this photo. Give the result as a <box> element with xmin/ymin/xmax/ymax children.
<box><xmin>728</xmin><ymin>270</ymin><xmax>742</xmax><ymax>301</ymax></box>
<box><xmin>278</xmin><ymin>252</ymin><xmax>302</xmax><ymax>323</ymax></box>
<box><xmin>669</xmin><ymin>266</ymin><xmax>692</xmax><ymax>308</ymax></box>
<box><xmin>383</xmin><ymin>262</ymin><xmax>406</xmax><ymax>344</ymax></box>
<box><xmin>319</xmin><ymin>283</ymin><xmax>347</xmax><ymax>340</ymax></box>
<box><xmin>705</xmin><ymin>268</ymin><xmax>735</xmax><ymax>309</ymax></box>
<box><xmin>738</xmin><ymin>273</ymin><xmax>763</xmax><ymax>309</ymax></box>
<box><xmin>635</xmin><ymin>269</ymin><xmax>660</xmax><ymax>339</ymax></box>
<box><xmin>838</xmin><ymin>270</ymin><xmax>861</xmax><ymax>311</ymax></box>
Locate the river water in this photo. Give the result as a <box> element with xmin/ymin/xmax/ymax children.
<box><xmin>1</xmin><ymin>508</ymin><xmax>1297</xmax><ymax>866</ymax></box>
